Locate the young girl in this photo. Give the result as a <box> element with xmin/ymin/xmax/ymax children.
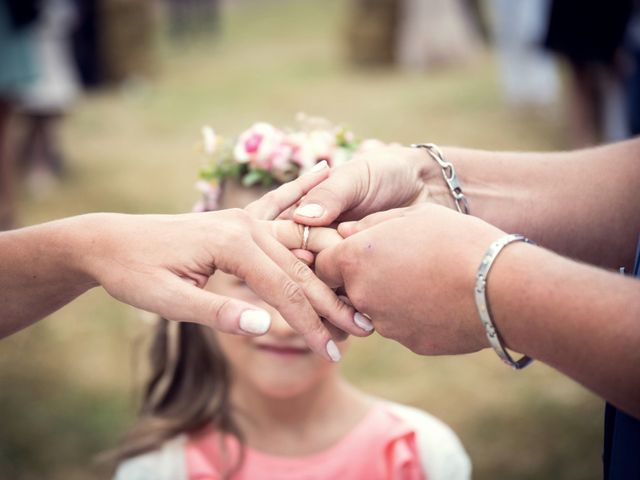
<box><xmin>113</xmin><ymin>122</ymin><xmax>471</xmax><ymax>480</ymax></box>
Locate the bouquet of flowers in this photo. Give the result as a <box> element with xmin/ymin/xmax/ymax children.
<box><xmin>193</xmin><ymin>113</ymin><xmax>386</xmax><ymax>211</ymax></box>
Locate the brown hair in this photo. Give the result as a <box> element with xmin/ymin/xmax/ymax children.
<box><xmin>111</xmin><ymin>320</ymin><xmax>244</xmax><ymax>477</ymax></box>
<box><xmin>111</xmin><ymin>180</ymin><xmax>266</xmax><ymax>475</ymax></box>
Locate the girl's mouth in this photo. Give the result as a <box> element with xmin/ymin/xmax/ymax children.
<box><xmin>255</xmin><ymin>344</ymin><xmax>312</xmax><ymax>357</ymax></box>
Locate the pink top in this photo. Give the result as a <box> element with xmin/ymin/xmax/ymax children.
<box><xmin>185</xmin><ymin>402</ymin><xmax>426</xmax><ymax>480</ymax></box>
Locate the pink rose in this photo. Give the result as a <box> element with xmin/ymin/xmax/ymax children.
<box><xmin>233</xmin><ymin>122</ymin><xmax>285</xmax><ymax>170</ymax></box>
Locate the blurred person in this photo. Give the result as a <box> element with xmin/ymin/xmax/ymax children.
<box><xmin>544</xmin><ymin>0</ymin><xmax>633</xmax><ymax>147</ymax></box>
<box><xmin>488</xmin><ymin>0</ymin><xmax>559</xmax><ymax>108</ymax></box>
<box><xmin>346</xmin><ymin>0</ymin><xmax>401</xmax><ymax>66</ymax></box>
<box><xmin>101</xmin><ymin>0</ymin><xmax>157</xmax><ymax>85</ymax></box>
<box><xmin>0</xmin><ymin>0</ymin><xmax>38</xmax><ymax>229</ymax></box>
<box><xmin>291</xmin><ymin>139</ymin><xmax>640</xmax><ymax>477</ymax></box>
<box><xmin>0</xmin><ymin>165</ymin><xmax>375</xmax><ymax>362</ymax></box>
<box><xmin>165</xmin><ymin>0</ymin><xmax>220</xmax><ymax>40</ymax></box>
<box><xmin>16</xmin><ymin>0</ymin><xmax>80</xmax><ymax>190</ymax></box>
<box><xmin>624</xmin><ymin>3</ymin><xmax>640</xmax><ymax>136</ymax></box>
<box><xmin>70</xmin><ymin>0</ymin><xmax>103</xmax><ymax>90</ymax></box>
<box><xmin>112</xmin><ymin>173</ymin><xmax>470</xmax><ymax>480</ymax></box>
<box><xmin>396</xmin><ymin>0</ymin><xmax>480</xmax><ymax>70</ymax></box>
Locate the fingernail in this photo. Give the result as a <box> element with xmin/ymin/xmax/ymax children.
<box><xmin>306</xmin><ymin>160</ymin><xmax>328</xmax><ymax>174</ymax></box>
<box><xmin>295</xmin><ymin>203</ymin><xmax>325</xmax><ymax>218</ymax></box>
<box><xmin>353</xmin><ymin>312</ymin><xmax>374</xmax><ymax>332</ymax></box>
<box><xmin>239</xmin><ymin>309</ymin><xmax>271</xmax><ymax>335</ymax></box>
<box><xmin>326</xmin><ymin>339</ymin><xmax>341</xmax><ymax>362</ymax></box>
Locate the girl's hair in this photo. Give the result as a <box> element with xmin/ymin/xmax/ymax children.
<box><xmin>111</xmin><ymin>180</ymin><xmax>256</xmax><ymax>475</ymax></box>
<box><xmin>111</xmin><ymin>320</ymin><xmax>244</xmax><ymax>477</ymax></box>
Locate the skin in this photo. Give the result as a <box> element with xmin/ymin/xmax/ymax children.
<box><xmin>290</xmin><ymin>138</ymin><xmax>640</xmax><ymax>418</ymax></box>
<box><xmin>204</xmin><ymin>184</ymin><xmax>373</xmax><ymax>455</ymax></box>
<box><xmin>0</xmin><ymin>164</ymin><xmax>371</xmax><ymax>361</ymax></box>
<box><xmin>208</xmin><ymin>270</ymin><xmax>373</xmax><ymax>456</ymax></box>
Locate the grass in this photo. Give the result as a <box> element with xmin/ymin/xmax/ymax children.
<box><xmin>0</xmin><ymin>1</ymin><xmax>601</xmax><ymax>479</ymax></box>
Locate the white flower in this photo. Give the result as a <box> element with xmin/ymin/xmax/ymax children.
<box><xmin>357</xmin><ymin>138</ymin><xmax>386</xmax><ymax>153</ymax></box>
<box><xmin>308</xmin><ymin>130</ymin><xmax>336</xmax><ymax>161</ymax></box>
<box><xmin>201</xmin><ymin>125</ymin><xmax>218</xmax><ymax>155</ymax></box>
<box><xmin>331</xmin><ymin>147</ymin><xmax>351</xmax><ymax>168</ymax></box>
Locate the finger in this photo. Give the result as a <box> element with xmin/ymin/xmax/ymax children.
<box><xmin>338</xmin><ymin>207</ymin><xmax>413</xmax><ymax>237</ymax></box>
<box><xmin>265</xmin><ymin>220</ymin><xmax>343</xmax><ymax>253</ymax></box>
<box><xmin>291</xmin><ymin>248</ymin><xmax>315</xmax><ymax>266</ymax></box>
<box><xmin>292</xmin><ymin>161</ymin><xmax>367</xmax><ymax>226</ymax></box>
<box><xmin>245</xmin><ymin>160</ymin><xmax>330</xmax><ymax>220</ymax></box>
<box><xmin>323</xmin><ymin>319</ymin><xmax>350</xmax><ymax>342</ymax></box>
<box><xmin>255</xmin><ymin>230</ymin><xmax>373</xmax><ymax>337</ymax></box>
<box><xmin>232</xmin><ymin>240</ymin><xmax>342</xmax><ymax>361</ymax></box>
<box><xmin>314</xmin><ymin>243</ymin><xmax>346</xmax><ymax>289</ymax></box>
<box><xmin>157</xmin><ymin>275</ymin><xmax>273</xmax><ymax>336</ymax></box>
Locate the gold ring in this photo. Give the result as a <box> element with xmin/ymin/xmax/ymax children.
<box><xmin>301</xmin><ymin>225</ymin><xmax>310</xmax><ymax>250</ymax></box>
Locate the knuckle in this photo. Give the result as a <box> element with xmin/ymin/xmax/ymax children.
<box><xmin>282</xmin><ymin>280</ymin><xmax>306</xmax><ymax>305</ymax></box>
<box><xmin>290</xmin><ymin>259</ymin><xmax>314</xmax><ymax>282</ymax></box>
<box><xmin>208</xmin><ymin>297</ymin><xmax>231</xmax><ymax>327</ymax></box>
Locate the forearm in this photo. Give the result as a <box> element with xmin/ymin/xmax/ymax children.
<box><xmin>489</xmin><ymin>243</ymin><xmax>640</xmax><ymax>418</ymax></box>
<box><xmin>0</xmin><ymin>215</ymin><xmax>98</xmax><ymax>338</ymax></box>
<box><xmin>439</xmin><ymin>139</ymin><xmax>640</xmax><ymax>270</ymax></box>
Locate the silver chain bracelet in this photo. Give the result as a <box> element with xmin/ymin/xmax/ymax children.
<box><xmin>411</xmin><ymin>143</ymin><xmax>470</xmax><ymax>214</ymax></box>
<box><xmin>475</xmin><ymin>234</ymin><xmax>535</xmax><ymax>370</ymax></box>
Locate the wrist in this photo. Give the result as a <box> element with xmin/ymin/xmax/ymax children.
<box><xmin>475</xmin><ymin>235</ymin><xmax>536</xmax><ymax>368</ymax></box>
<box><xmin>55</xmin><ymin>213</ymin><xmax>106</xmax><ymax>290</ymax></box>
<box><xmin>483</xmin><ymin>241</ymin><xmax>547</xmax><ymax>359</ymax></box>
<box><xmin>411</xmin><ymin>144</ymin><xmax>473</xmax><ymax>212</ymax></box>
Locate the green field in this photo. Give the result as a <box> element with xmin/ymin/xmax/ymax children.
<box><xmin>0</xmin><ymin>1</ymin><xmax>602</xmax><ymax>479</ymax></box>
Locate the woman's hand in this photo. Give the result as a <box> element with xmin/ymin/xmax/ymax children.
<box><xmin>0</xmin><ymin>165</ymin><xmax>370</xmax><ymax>361</ymax></box>
<box><xmin>311</xmin><ymin>203</ymin><xmax>507</xmax><ymax>355</ymax></box>
<box><xmin>291</xmin><ymin>146</ymin><xmax>448</xmax><ymax>226</ymax></box>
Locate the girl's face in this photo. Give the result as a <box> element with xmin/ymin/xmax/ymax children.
<box><xmin>205</xmin><ymin>271</ymin><xmax>347</xmax><ymax>399</ymax></box>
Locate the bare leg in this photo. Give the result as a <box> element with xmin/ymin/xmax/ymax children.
<box><xmin>0</xmin><ymin>98</ymin><xmax>15</xmax><ymax>230</ymax></box>
<box><xmin>567</xmin><ymin>62</ymin><xmax>601</xmax><ymax>148</ymax></box>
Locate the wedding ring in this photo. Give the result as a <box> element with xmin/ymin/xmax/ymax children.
<box><xmin>301</xmin><ymin>225</ymin><xmax>310</xmax><ymax>250</ymax></box>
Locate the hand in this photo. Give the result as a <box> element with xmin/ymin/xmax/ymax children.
<box><xmin>79</xmin><ymin>168</ymin><xmax>369</xmax><ymax>362</ymax></box>
<box><xmin>291</xmin><ymin>146</ymin><xmax>446</xmax><ymax>226</ymax></box>
<box><xmin>313</xmin><ymin>203</ymin><xmax>507</xmax><ymax>355</ymax></box>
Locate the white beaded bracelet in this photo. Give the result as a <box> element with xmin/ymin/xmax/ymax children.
<box><xmin>475</xmin><ymin>234</ymin><xmax>535</xmax><ymax>370</ymax></box>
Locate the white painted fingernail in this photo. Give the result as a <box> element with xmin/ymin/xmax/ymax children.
<box><xmin>239</xmin><ymin>309</ymin><xmax>271</xmax><ymax>335</ymax></box>
<box><xmin>354</xmin><ymin>312</ymin><xmax>374</xmax><ymax>332</ymax></box>
<box><xmin>326</xmin><ymin>339</ymin><xmax>341</xmax><ymax>362</ymax></box>
<box><xmin>306</xmin><ymin>160</ymin><xmax>328</xmax><ymax>174</ymax></box>
<box><xmin>295</xmin><ymin>203</ymin><xmax>325</xmax><ymax>218</ymax></box>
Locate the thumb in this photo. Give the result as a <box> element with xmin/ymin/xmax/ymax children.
<box><xmin>293</xmin><ymin>162</ymin><xmax>366</xmax><ymax>226</ymax></box>
<box><xmin>161</xmin><ymin>276</ymin><xmax>272</xmax><ymax>335</ymax></box>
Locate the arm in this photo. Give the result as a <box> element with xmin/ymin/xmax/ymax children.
<box><xmin>0</xmin><ymin>166</ymin><xmax>372</xmax><ymax>360</ymax></box>
<box><xmin>316</xmin><ymin>204</ymin><xmax>640</xmax><ymax>418</ymax></box>
<box><xmin>293</xmin><ymin>138</ymin><xmax>640</xmax><ymax>271</ymax></box>
<box><xmin>442</xmin><ymin>138</ymin><xmax>640</xmax><ymax>271</ymax></box>
<box><xmin>489</xmin><ymin>241</ymin><xmax>640</xmax><ymax>418</ymax></box>
<box><xmin>0</xmin><ymin>215</ymin><xmax>99</xmax><ymax>338</ymax></box>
